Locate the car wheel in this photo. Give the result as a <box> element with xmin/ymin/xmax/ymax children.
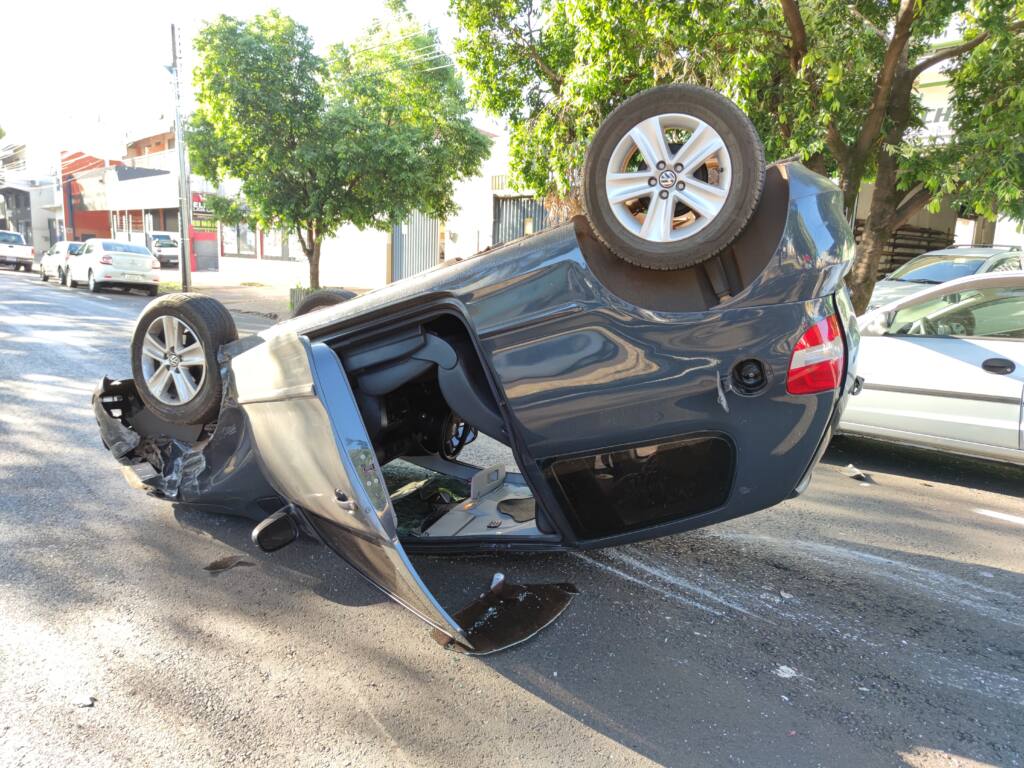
<box><xmin>292</xmin><ymin>287</ymin><xmax>357</xmax><ymax>318</ymax></box>
<box><xmin>23</xmin><ymin>262</ymin><xmax>32</xmax><ymax>273</ymax></box>
<box><xmin>68</xmin><ymin>268</ymin><xmax>78</xmax><ymax>288</ymax></box>
<box><xmin>131</xmin><ymin>294</ymin><xmax>238</xmax><ymax>426</ymax></box>
<box><xmin>582</xmin><ymin>84</ymin><xmax>765</xmax><ymax>270</ymax></box>
<box><xmin>88</xmin><ymin>271</ymin><xmax>98</xmax><ymax>292</ymax></box>
<box><xmin>148</xmin><ymin>286</ymin><xmax>159</xmax><ymax>297</ymax></box>
<box><xmin>40</xmin><ymin>267</ymin><xmax>49</xmax><ymax>282</ymax></box>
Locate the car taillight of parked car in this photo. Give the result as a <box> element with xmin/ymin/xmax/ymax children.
<box><xmin>151</xmin><ymin>259</ymin><xmax>161</xmax><ymax>269</ymax></box>
<box><xmin>786</xmin><ymin>315</ymin><xmax>844</xmax><ymax>395</ymax></box>
<box><xmin>99</xmin><ymin>255</ymin><xmax>113</xmax><ymax>265</ymax></box>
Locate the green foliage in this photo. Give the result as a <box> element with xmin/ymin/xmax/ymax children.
<box><xmin>453</xmin><ymin>0</ymin><xmax>1024</xmax><ymax>217</ymax></box>
<box><xmin>188</xmin><ymin>9</ymin><xmax>489</xmax><ymax>286</ymax></box>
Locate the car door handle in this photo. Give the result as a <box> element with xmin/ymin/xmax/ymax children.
<box><xmin>982</xmin><ymin>358</ymin><xmax>1016</xmax><ymax>375</ymax></box>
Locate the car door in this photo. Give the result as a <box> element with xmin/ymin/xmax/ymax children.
<box><xmin>71</xmin><ymin>242</ymin><xmax>89</xmax><ymax>281</ymax></box>
<box><xmin>230</xmin><ymin>332</ymin><xmax>471</xmax><ymax>646</ymax></box>
<box><xmin>850</xmin><ymin>280</ymin><xmax>1024</xmax><ymax>454</ymax></box>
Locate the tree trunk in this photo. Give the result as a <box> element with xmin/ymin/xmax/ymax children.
<box><xmin>847</xmin><ymin>66</ymin><xmax>917</xmax><ymax>314</ymax></box>
<box><xmin>308</xmin><ymin>237</ymin><xmax>321</xmax><ymax>290</ymax></box>
<box><xmin>847</xmin><ymin>146</ymin><xmax>902</xmax><ymax>314</ymax></box>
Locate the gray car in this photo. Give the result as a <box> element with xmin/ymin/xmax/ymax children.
<box><xmin>868</xmin><ymin>245</ymin><xmax>1023</xmax><ymax>311</ymax></box>
<box><xmin>92</xmin><ymin>87</ymin><xmax>860</xmax><ymax>654</ymax></box>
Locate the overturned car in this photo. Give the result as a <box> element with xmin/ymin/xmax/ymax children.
<box><xmin>95</xmin><ymin>86</ymin><xmax>859</xmax><ymax>653</ymax></box>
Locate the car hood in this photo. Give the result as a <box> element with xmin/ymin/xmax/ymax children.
<box><xmin>867</xmin><ymin>280</ymin><xmax>930</xmax><ymax>311</ymax></box>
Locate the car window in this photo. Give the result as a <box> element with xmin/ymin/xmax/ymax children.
<box><xmin>68</xmin><ymin>243</ymin><xmax>83</xmax><ymax>255</ymax></box>
<box><xmin>986</xmin><ymin>254</ymin><xmax>1022</xmax><ymax>273</ymax></box>
<box><xmin>887</xmin><ymin>287</ymin><xmax>1024</xmax><ymax>340</ymax></box>
<box><xmin>0</xmin><ymin>232</ymin><xmax>26</xmax><ymax>245</ymax></box>
<box><xmin>887</xmin><ymin>255</ymin><xmax>986</xmax><ymax>284</ymax></box>
<box><xmin>100</xmin><ymin>241</ymin><xmax>152</xmax><ymax>255</ymax></box>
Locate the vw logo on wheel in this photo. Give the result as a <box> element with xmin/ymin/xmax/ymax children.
<box><xmin>658</xmin><ymin>169</ymin><xmax>677</xmax><ymax>188</ymax></box>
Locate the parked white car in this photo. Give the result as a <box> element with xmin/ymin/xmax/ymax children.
<box><xmin>66</xmin><ymin>239</ymin><xmax>161</xmax><ymax>296</ymax></box>
<box><xmin>840</xmin><ymin>272</ymin><xmax>1024</xmax><ymax>465</ymax></box>
<box><xmin>0</xmin><ymin>230</ymin><xmax>35</xmax><ymax>271</ymax></box>
<box><xmin>39</xmin><ymin>240</ymin><xmax>83</xmax><ymax>282</ymax></box>
<box><xmin>148</xmin><ymin>232</ymin><xmax>180</xmax><ymax>267</ymax></box>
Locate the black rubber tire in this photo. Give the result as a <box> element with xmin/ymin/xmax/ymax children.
<box><xmin>292</xmin><ymin>287</ymin><xmax>357</xmax><ymax>318</ymax></box>
<box><xmin>148</xmin><ymin>286</ymin><xmax>159</xmax><ymax>297</ymax></box>
<box><xmin>88</xmin><ymin>270</ymin><xmax>100</xmax><ymax>293</ymax></box>
<box><xmin>131</xmin><ymin>293</ymin><xmax>239</xmax><ymax>426</ymax></box>
<box><xmin>41</xmin><ymin>269</ymin><xmax>49</xmax><ymax>282</ymax></box>
<box><xmin>23</xmin><ymin>262</ymin><xmax>32</xmax><ymax>273</ymax></box>
<box><xmin>582</xmin><ymin>84</ymin><xmax>765</xmax><ymax>270</ymax></box>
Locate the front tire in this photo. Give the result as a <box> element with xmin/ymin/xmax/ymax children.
<box><xmin>40</xmin><ymin>267</ymin><xmax>49</xmax><ymax>282</ymax></box>
<box><xmin>292</xmin><ymin>287</ymin><xmax>357</xmax><ymax>318</ymax></box>
<box><xmin>582</xmin><ymin>84</ymin><xmax>765</xmax><ymax>270</ymax></box>
<box><xmin>131</xmin><ymin>294</ymin><xmax>238</xmax><ymax>426</ymax></box>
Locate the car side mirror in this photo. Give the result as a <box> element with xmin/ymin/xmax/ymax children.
<box><xmin>859</xmin><ymin>310</ymin><xmax>894</xmax><ymax>336</ymax></box>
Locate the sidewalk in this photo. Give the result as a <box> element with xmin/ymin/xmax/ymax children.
<box><xmin>188</xmin><ymin>272</ymin><xmax>291</xmax><ymax>320</ymax></box>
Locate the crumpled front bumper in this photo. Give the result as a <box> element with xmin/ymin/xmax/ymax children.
<box><xmin>93</xmin><ymin>376</ymin><xmax>279</xmax><ymax>517</ymax></box>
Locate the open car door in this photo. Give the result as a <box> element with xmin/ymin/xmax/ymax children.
<box><xmin>231</xmin><ymin>333</ymin><xmax>471</xmax><ymax>646</ymax></box>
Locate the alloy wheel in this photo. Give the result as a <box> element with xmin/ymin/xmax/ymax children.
<box><xmin>605</xmin><ymin>113</ymin><xmax>732</xmax><ymax>243</ymax></box>
<box><xmin>138</xmin><ymin>315</ymin><xmax>207</xmax><ymax>405</ymax></box>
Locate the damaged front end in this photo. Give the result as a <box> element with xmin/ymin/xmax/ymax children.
<box><xmin>93</xmin><ymin>342</ymin><xmax>577</xmax><ymax>655</ymax></box>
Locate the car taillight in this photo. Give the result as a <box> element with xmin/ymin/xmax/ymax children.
<box><xmin>786</xmin><ymin>315</ymin><xmax>844</xmax><ymax>395</ymax></box>
<box><xmin>151</xmin><ymin>259</ymin><xmax>161</xmax><ymax>269</ymax></box>
<box><xmin>99</xmin><ymin>255</ymin><xmax>113</xmax><ymax>265</ymax></box>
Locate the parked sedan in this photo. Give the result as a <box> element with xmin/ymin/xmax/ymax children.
<box><xmin>93</xmin><ymin>86</ymin><xmax>859</xmax><ymax>654</ymax></box>
<box><xmin>868</xmin><ymin>245</ymin><xmax>1022</xmax><ymax>310</ymax></box>
<box><xmin>149</xmin><ymin>233</ymin><xmax>180</xmax><ymax>267</ymax></box>
<box><xmin>841</xmin><ymin>272</ymin><xmax>1024</xmax><ymax>465</ymax></box>
<box><xmin>67</xmin><ymin>239</ymin><xmax>161</xmax><ymax>295</ymax></box>
<box><xmin>39</xmin><ymin>240</ymin><xmax>83</xmax><ymax>282</ymax></box>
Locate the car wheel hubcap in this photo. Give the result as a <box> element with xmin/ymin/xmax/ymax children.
<box><xmin>605</xmin><ymin>113</ymin><xmax>732</xmax><ymax>243</ymax></box>
<box><xmin>140</xmin><ymin>315</ymin><xmax>207</xmax><ymax>406</ymax></box>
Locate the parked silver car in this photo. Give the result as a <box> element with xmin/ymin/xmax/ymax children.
<box><xmin>841</xmin><ymin>272</ymin><xmax>1024</xmax><ymax>465</ymax></box>
<box><xmin>868</xmin><ymin>245</ymin><xmax>1022</xmax><ymax>311</ymax></box>
<box><xmin>66</xmin><ymin>239</ymin><xmax>161</xmax><ymax>295</ymax></box>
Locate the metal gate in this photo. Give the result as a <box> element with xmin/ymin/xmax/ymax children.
<box><xmin>391</xmin><ymin>210</ymin><xmax>440</xmax><ymax>282</ymax></box>
<box><xmin>492</xmin><ymin>196</ymin><xmax>551</xmax><ymax>245</ymax></box>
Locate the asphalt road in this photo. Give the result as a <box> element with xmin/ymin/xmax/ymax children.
<box><xmin>1</xmin><ymin>268</ymin><xmax>1022</xmax><ymax>768</ymax></box>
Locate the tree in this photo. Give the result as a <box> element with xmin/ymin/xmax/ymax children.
<box><xmin>453</xmin><ymin>0</ymin><xmax>1024</xmax><ymax>312</ymax></box>
<box><xmin>189</xmin><ymin>9</ymin><xmax>490</xmax><ymax>288</ymax></box>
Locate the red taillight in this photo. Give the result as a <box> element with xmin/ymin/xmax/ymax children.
<box><xmin>99</xmin><ymin>254</ymin><xmax>113</xmax><ymax>265</ymax></box>
<box><xmin>787</xmin><ymin>315</ymin><xmax>844</xmax><ymax>395</ymax></box>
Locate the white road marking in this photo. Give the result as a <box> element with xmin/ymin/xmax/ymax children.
<box><xmin>974</xmin><ymin>507</ymin><xmax>1024</xmax><ymax>527</ymax></box>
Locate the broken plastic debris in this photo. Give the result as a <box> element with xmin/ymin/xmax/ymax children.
<box><xmin>203</xmin><ymin>554</ymin><xmax>255</xmax><ymax>573</ymax></box>
<box><xmin>839</xmin><ymin>463</ymin><xmax>875</xmax><ymax>484</ymax></box>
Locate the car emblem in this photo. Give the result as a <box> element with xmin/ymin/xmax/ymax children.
<box><xmin>659</xmin><ymin>170</ymin><xmax>677</xmax><ymax>188</ymax></box>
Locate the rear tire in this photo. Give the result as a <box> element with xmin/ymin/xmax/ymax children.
<box><xmin>131</xmin><ymin>294</ymin><xmax>238</xmax><ymax>426</ymax></box>
<box><xmin>23</xmin><ymin>263</ymin><xmax>31</xmax><ymax>273</ymax></box>
<box><xmin>41</xmin><ymin>268</ymin><xmax>49</xmax><ymax>282</ymax></box>
<box><xmin>88</xmin><ymin>270</ymin><xmax>100</xmax><ymax>293</ymax></box>
<box><xmin>582</xmin><ymin>84</ymin><xmax>765</xmax><ymax>270</ymax></box>
<box><xmin>292</xmin><ymin>287</ymin><xmax>357</xmax><ymax>318</ymax></box>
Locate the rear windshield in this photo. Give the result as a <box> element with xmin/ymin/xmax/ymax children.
<box><xmin>0</xmin><ymin>232</ymin><xmax>26</xmax><ymax>245</ymax></box>
<box><xmin>100</xmin><ymin>241</ymin><xmax>151</xmax><ymax>255</ymax></box>
<box><xmin>888</xmin><ymin>255</ymin><xmax>986</xmax><ymax>284</ymax></box>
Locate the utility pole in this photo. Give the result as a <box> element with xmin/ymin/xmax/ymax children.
<box><xmin>170</xmin><ymin>24</ymin><xmax>192</xmax><ymax>292</ymax></box>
